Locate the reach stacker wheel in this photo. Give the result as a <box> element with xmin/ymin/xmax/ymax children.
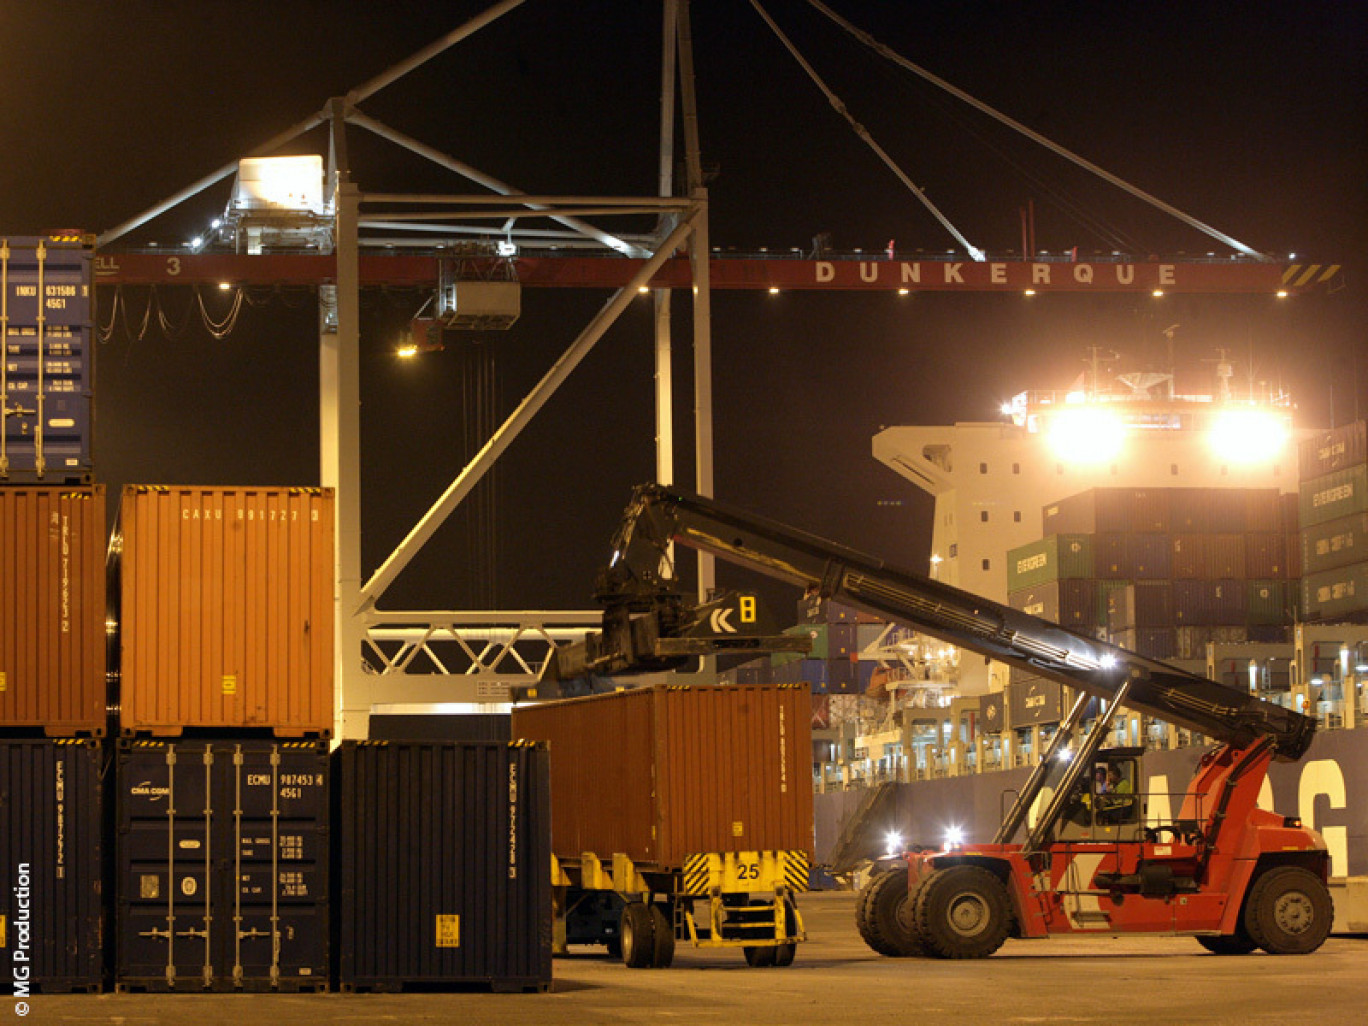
<box><xmin>1243</xmin><ymin>866</ymin><xmax>1333</xmax><ymax>955</ymax></box>
<box><xmin>855</xmin><ymin>865</ymin><xmax>922</xmax><ymax>957</ymax></box>
<box><xmin>913</xmin><ymin>866</ymin><xmax>1011</xmax><ymax>959</ymax></box>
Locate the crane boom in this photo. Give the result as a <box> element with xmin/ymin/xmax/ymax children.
<box><xmin>582</xmin><ymin>483</ymin><xmax>1314</xmax><ymax>760</ymax></box>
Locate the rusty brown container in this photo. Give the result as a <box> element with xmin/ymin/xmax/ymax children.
<box><xmin>113</xmin><ymin>485</ymin><xmax>334</xmax><ymax>737</ymax></box>
<box><xmin>0</xmin><ymin>486</ymin><xmax>106</xmax><ymax>735</ymax></box>
<box><xmin>511</xmin><ymin>684</ymin><xmax>813</xmax><ymax>869</ymax></box>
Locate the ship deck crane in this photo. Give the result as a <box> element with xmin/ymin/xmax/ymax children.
<box><xmin>550</xmin><ymin>483</ymin><xmax>1332</xmax><ymax>959</ymax></box>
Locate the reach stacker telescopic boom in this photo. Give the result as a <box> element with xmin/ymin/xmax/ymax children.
<box><xmin>557</xmin><ymin>483</ymin><xmax>1332</xmax><ymax>959</ymax></box>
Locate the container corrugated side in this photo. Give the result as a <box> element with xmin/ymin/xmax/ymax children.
<box><xmin>334</xmin><ymin>741</ymin><xmax>552</xmax><ymax>992</ymax></box>
<box><xmin>1301</xmin><ymin>512</ymin><xmax>1368</xmax><ymax>575</ymax></box>
<box><xmin>0</xmin><ymin>739</ymin><xmax>104</xmax><ymax>991</ymax></box>
<box><xmin>511</xmin><ymin>685</ymin><xmax>813</xmax><ymax>870</ymax></box>
<box><xmin>1301</xmin><ymin>560</ymin><xmax>1368</xmax><ymax>622</ymax></box>
<box><xmin>1299</xmin><ymin>465</ymin><xmax>1368</xmax><ymax>530</ymax></box>
<box><xmin>115</xmin><ymin>738</ymin><xmax>329</xmax><ymax>991</ymax></box>
<box><xmin>1244</xmin><ymin>533</ymin><xmax>1289</xmax><ymax>579</ymax></box>
<box><xmin>113</xmin><ymin>486</ymin><xmax>334</xmax><ymax>737</ymax></box>
<box><xmin>1299</xmin><ymin>421</ymin><xmax>1367</xmax><ymax>480</ymax></box>
<box><xmin>1008</xmin><ymin>579</ymin><xmax>1096</xmax><ymax>628</ymax></box>
<box><xmin>1106</xmin><ymin>582</ymin><xmax>1174</xmax><ymax>631</ymax></box>
<box><xmin>1247</xmin><ymin>581</ymin><xmax>1292</xmax><ymax>625</ymax></box>
<box><xmin>0</xmin><ymin>486</ymin><xmax>106</xmax><ymax>735</ymax></box>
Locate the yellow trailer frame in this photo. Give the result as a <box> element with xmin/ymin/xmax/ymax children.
<box><xmin>551</xmin><ymin>849</ymin><xmax>810</xmax><ymax>968</ymax></box>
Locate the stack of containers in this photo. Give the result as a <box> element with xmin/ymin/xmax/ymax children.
<box><xmin>1009</xmin><ymin>486</ymin><xmax>1295</xmax><ymax>663</ymax></box>
<box><xmin>108</xmin><ymin>484</ymin><xmax>335</xmax><ymax>991</ymax></box>
<box><xmin>1298</xmin><ymin>421</ymin><xmax>1368</xmax><ymax>622</ymax></box>
<box><xmin>770</xmin><ymin>598</ymin><xmax>876</xmax><ymax>695</ymax></box>
<box><xmin>0</xmin><ymin>236</ymin><xmax>106</xmax><ymax>992</ymax></box>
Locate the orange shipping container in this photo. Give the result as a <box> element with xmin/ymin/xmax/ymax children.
<box><xmin>0</xmin><ymin>486</ymin><xmax>107</xmax><ymax>735</ymax></box>
<box><xmin>511</xmin><ymin>684</ymin><xmax>813</xmax><ymax>869</ymax></box>
<box><xmin>113</xmin><ymin>486</ymin><xmax>334</xmax><ymax>737</ymax></box>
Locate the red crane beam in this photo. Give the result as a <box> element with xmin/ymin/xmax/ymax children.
<box><xmin>92</xmin><ymin>251</ymin><xmax>1342</xmax><ymax>294</ymax></box>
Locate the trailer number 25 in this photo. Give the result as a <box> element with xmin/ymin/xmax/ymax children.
<box><xmin>737</xmin><ymin>861</ymin><xmax>760</xmax><ymax>881</ymax></box>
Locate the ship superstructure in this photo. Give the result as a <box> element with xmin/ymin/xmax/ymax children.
<box><xmin>873</xmin><ymin>350</ymin><xmax>1301</xmax><ymax>693</ymax></box>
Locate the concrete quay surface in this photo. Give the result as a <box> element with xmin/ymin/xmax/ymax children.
<box><xmin>18</xmin><ymin>890</ymin><xmax>1368</xmax><ymax>1025</ymax></box>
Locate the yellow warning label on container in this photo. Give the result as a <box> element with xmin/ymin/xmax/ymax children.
<box><xmin>1</xmin><ymin>913</ymin><xmax>6</xmax><ymax>945</ymax></box>
<box><xmin>435</xmin><ymin>914</ymin><xmax>460</xmax><ymax>948</ymax></box>
<box><xmin>0</xmin><ymin>670</ymin><xmax>6</xmax><ymax>692</ymax></box>
<box><xmin>222</xmin><ymin>674</ymin><xmax>237</xmax><ymax>696</ymax></box>
<box><xmin>140</xmin><ymin>875</ymin><xmax>160</xmax><ymax>900</ymax></box>
<box><xmin>732</xmin><ymin>821</ymin><xmax>744</xmax><ymax>837</ymax></box>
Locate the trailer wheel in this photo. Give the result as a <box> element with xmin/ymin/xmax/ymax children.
<box><xmin>649</xmin><ymin>904</ymin><xmax>675</xmax><ymax>968</ymax></box>
<box><xmin>773</xmin><ymin>942</ymin><xmax>797</xmax><ymax>966</ymax></box>
<box><xmin>1243</xmin><ymin>866</ymin><xmax>1333</xmax><ymax>955</ymax></box>
<box><xmin>1196</xmin><ymin>933</ymin><xmax>1257</xmax><ymax>955</ymax></box>
<box><xmin>914</xmin><ymin>866</ymin><xmax>1011</xmax><ymax>959</ymax></box>
<box><xmin>620</xmin><ymin>902</ymin><xmax>656</xmax><ymax>968</ymax></box>
<box><xmin>855</xmin><ymin>864</ymin><xmax>921</xmax><ymax>957</ymax></box>
<box><xmin>743</xmin><ymin>944</ymin><xmax>776</xmax><ymax>967</ymax></box>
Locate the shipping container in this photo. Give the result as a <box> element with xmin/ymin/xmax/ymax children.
<box><xmin>111</xmin><ymin>486</ymin><xmax>334</xmax><ymax>737</ymax></box>
<box><xmin>1042</xmin><ymin>488</ymin><xmax>1167</xmax><ymax>535</ymax></box>
<box><xmin>115</xmin><ymin>739</ymin><xmax>329</xmax><ymax>992</ymax></box>
<box><xmin>1172</xmin><ymin>579</ymin><xmax>1249</xmax><ymax>626</ymax></box>
<box><xmin>0</xmin><ymin>739</ymin><xmax>104</xmax><ymax>991</ymax></box>
<box><xmin>1008</xmin><ymin>579</ymin><xmax>1096</xmax><ymax>628</ymax></box>
<box><xmin>1113</xmin><ymin>627</ymin><xmax>1177</xmax><ymax>660</ymax></box>
<box><xmin>1106</xmin><ymin>582</ymin><xmax>1174</xmax><ymax>631</ymax></box>
<box><xmin>795</xmin><ymin>595</ymin><xmax>880</xmax><ymax>625</ymax></box>
<box><xmin>0</xmin><ymin>236</ymin><xmax>94</xmax><ymax>483</ymax></box>
<box><xmin>1301</xmin><ymin>560</ymin><xmax>1368</xmax><ymax>623</ymax></box>
<box><xmin>1279</xmin><ymin>491</ymin><xmax>1301</xmax><ymax>536</ymax></box>
<box><xmin>1244</xmin><ymin>489</ymin><xmax>1284</xmax><ymax>534</ymax></box>
<box><xmin>1174</xmin><ymin>625</ymin><xmax>1213</xmax><ymax>661</ymax></box>
<box><xmin>1301</xmin><ymin>512</ymin><xmax>1368</xmax><ymax>576</ymax></box>
<box><xmin>1005</xmin><ymin>534</ymin><xmax>1093</xmax><ymax>591</ymax></box>
<box><xmin>1244</xmin><ymin>533</ymin><xmax>1288</xmax><ymax>579</ymax></box>
<box><xmin>511</xmin><ymin>685</ymin><xmax>813</xmax><ymax>869</ymax></box>
<box><xmin>1245</xmin><ymin>581</ymin><xmax>1291</xmax><ymax>625</ymax></box>
<box><xmin>0</xmin><ymin>486</ymin><xmax>107</xmax><ymax>735</ymax></box>
<box><xmin>1205</xmin><ymin>535</ymin><xmax>1247</xmax><ymax>578</ymax></box>
<box><xmin>333</xmin><ymin>740</ymin><xmax>551</xmax><ymax>992</ymax></box>
<box><xmin>1005</xmin><ymin>672</ymin><xmax>1063</xmax><ymax>726</ymax></box>
<box><xmin>1299</xmin><ymin>420</ymin><xmax>1367</xmax><ymax>480</ymax></box>
<box><xmin>1299</xmin><ymin>465</ymin><xmax>1368</xmax><ymax>530</ymax></box>
<box><xmin>1094</xmin><ymin>533</ymin><xmax>1171</xmax><ymax>579</ymax></box>
<box><xmin>783</xmin><ymin>622</ymin><xmax>856</xmax><ymax>660</ymax></box>
<box><xmin>367</xmin><ymin>713</ymin><xmax>512</xmax><ymax>742</ymax></box>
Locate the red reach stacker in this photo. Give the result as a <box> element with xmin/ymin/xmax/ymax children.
<box><xmin>562</xmin><ymin>484</ymin><xmax>1332</xmax><ymax>960</ymax></box>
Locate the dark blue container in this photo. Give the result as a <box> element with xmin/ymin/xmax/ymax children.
<box><xmin>115</xmin><ymin>739</ymin><xmax>330</xmax><ymax>992</ymax></box>
<box><xmin>1</xmin><ymin>237</ymin><xmax>93</xmax><ymax>483</ymax></box>
<box><xmin>0</xmin><ymin>739</ymin><xmax>104</xmax><ymax>992</ymax></box>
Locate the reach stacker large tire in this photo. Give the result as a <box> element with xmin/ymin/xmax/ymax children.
<box><xmin>913</xmin><ymin>866</ymin><xmax>1011</xmax><ymax>959</ymax></box>
<box><xmin>1242</xmin><ymin>866</ymin><xmax>1333</xmax><ymax>955</ymax></box>
<box><xmin>855</xmin><ymin>865</ymin><xmax>922</xmax><ymax>957</ymax></box>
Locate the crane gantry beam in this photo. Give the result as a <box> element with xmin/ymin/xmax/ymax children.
<box><xmin>93</xmin><ymin>250</ymin><xmax>1340</xmax><ymax>294</ymax></box>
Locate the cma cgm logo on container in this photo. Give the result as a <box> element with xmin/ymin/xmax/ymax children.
<box><xmin>130</xmin><ymin>782</ymin><xmax>171</xmax><ymax>802</ymax></box>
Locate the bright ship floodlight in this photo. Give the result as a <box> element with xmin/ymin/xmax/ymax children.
<box><xmin>1045</xmin><ymin>407</ymin><xmax>1125</xmax><ymax>463</ymax></box>
<box><xmin>1209</xmin><ymin>408</ymin><xmax>1290</xmax><ymax>463</ymax></box>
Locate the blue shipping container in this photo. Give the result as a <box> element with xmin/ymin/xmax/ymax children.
<box><xmin>1</xmin><ymin>237</ymin><xmax>93</xmax><ymax>482</ymax></box>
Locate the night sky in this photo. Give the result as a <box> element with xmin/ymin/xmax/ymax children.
<box><xmin>2</xmin><ymin>1</ymin><xmax>1365</xmax><ymax>621</ymax></box>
